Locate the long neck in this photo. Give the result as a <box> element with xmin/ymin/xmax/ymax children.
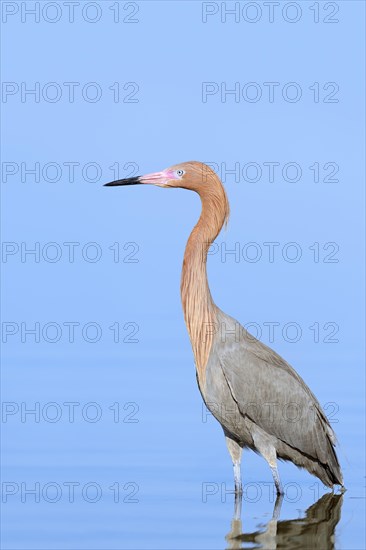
<box><xmin>180</xmin><ymin>187</ymin><xmax>229</xmax><ymax>385</ymax></box>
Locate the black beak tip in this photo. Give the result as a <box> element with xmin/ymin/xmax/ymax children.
<box><xmin>104</xmin><ymin>176</ymin><xmax>142</xmax><ymax>187</ymax></box>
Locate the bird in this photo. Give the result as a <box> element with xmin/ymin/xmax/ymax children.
<box><xmin>105</xmin><ymin>161</ymin><xmax>343</xmax><ymax>495</ymax></box>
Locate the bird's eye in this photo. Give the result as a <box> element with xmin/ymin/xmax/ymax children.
<box><xmin>176</xmin><ymin>169</ymin><xmax>185</xmax><ymax>177</ymax></box>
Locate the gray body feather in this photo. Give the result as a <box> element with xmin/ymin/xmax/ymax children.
<box><xmin>201</xmin><ymin>309</ymin><xmax>343</xmax><ymax>487</ymax></box>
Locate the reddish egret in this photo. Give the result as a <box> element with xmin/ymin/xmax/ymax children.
<box><xmin>105</xmin><ymin>161</ymin><xmax>343</xmax><ymax>495</ymax></box>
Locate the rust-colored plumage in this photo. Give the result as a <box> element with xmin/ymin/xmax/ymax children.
<box><xmin>178</xmin><ymin>162</ymin><xmax>229</xmax><ymax>385</ymax></box>
<box><xmin>105</xmin><ymin>160</ymin><xmax>344</xmax><ymax>495</ymax></box>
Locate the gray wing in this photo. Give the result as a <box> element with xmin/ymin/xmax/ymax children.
<box><xmin>215</xmin><ymin>312</ymin><xmax>338</xmax><ymax>469</ymax></box>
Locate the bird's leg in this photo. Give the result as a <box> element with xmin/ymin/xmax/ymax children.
<box><xmin>225</xmin><ymin>435</ymin><xmax>243</xmax><ymax>494</ymax></box>
<box><xmin>270</xmin><ymin>465</ymin><xmax>284</xmax><ymax>496</ymax></box>
<box><xmin>233</xmin><ymin>461</ymin><xmax>242</xmax><ymax>494</ymax></box>
<box><xmin>233</xmin><ymin>488</ymin><xmax>242</xmax><ymax>520</ymax></box>
<box><xmin>252</xmin><ymin>430</ymin><xmax>284</xmax><ymax>496</ymax></box>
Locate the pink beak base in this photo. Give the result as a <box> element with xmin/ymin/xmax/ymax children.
<box><xmin>105</xmin><ymin>169</ymin><xmax>179</xmax><ymax>188</ymax></box>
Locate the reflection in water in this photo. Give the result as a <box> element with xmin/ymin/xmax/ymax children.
<box><xmin>226</xmin><ymin>492</ymin><xmax>343</xmax><ymax>550</ymax></box>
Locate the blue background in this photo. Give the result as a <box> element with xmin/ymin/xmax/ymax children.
<box><xmin>1</xmin><ymin>1</ymin><xmax>365</xmax><ymax>548</ymax></box>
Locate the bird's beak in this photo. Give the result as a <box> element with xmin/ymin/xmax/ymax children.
<box><xmin>104</xmin><ymin>176</ymin><xmax>142</xmax><ymax>187</ymax></box>
<box><xmin>104</xmin><ymin>170</ymin><xmax>177</xmax><ymax>188</ymax></box>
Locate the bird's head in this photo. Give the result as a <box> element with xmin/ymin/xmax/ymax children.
<box><xmin>104</xmin><ymin>161</ymin><xmax>220</xmax><ymax>193</ymax></box>
<box><xmin>105</xmin><ymin>160</ymin><xmax>230</xmax><ymax>229</ymax></box>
